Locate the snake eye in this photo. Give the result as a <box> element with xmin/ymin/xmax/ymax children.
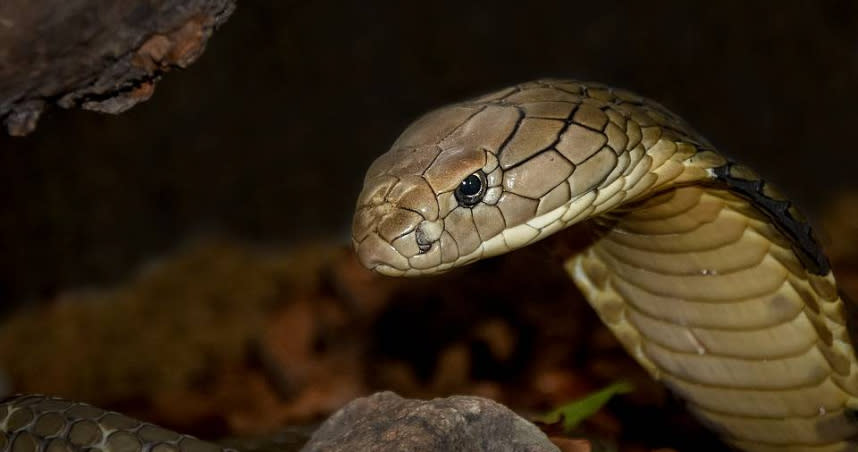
<box><xmin>454</xmin><ymin>171</ymin><xmax>486</xmax><ymax>207</ymax></box>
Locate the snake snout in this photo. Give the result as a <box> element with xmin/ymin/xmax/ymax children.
<box><xmin>353</xmin><ymin>174</ymin><xmax>447</xmax><ymax>274</ymax></box>
<box><xmin>352</xmin><ymin>202</ymin><xmax>427</xmax><ymax>273</ymax></box>
<box><xmin>354</xmin><ymin>231</ymin><xmax>409</xmax><ymax>273</ymax></box>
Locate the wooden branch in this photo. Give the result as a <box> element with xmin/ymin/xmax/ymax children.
<box><xmin>0</xmin><ymin>0</ymin><xmax>236</xmax><ymax>136</ymax></box>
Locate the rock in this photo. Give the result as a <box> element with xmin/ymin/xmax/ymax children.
<box><xmin>301</xmin><ymin>391</ymin><xmax>559</xmax><ymax>452</ymax></box>
<box><xmin>0</xmin><ymin>0</ymin><xmax>236</xmax><ymax>136</ymax></box>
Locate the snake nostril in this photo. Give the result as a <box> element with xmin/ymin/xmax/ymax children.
<box><xmin>415</xmin><ymin>229</ymin><xmax>432</xmax><ymax>253</ymax></box>
<box><xmin>415</xmin><ymin>220</ymin><xmax>442</xmax><ymax>254</ymax></box>
<box><xmin>416</xmin><ymin>238</ymin><xmax>432</xmax><ymax>254</ymax></box>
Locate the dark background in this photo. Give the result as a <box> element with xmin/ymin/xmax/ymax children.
<box><xmin>2</xmin><ymin>1</ymin><xmax>857</xmax><ymax>305</ymax></box>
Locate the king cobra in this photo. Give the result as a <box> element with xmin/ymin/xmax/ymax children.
<box><xmin>351</xmin><ymin>80</ymin><xmax>858</xmax><ymax>452</ymax></box>
<box><xmin>0</xmin><ymin>80</ymin><xmax>854</xmax><ymax>452</ymax></box>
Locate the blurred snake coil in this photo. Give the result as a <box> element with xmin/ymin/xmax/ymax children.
<box><xmin>352</xmin><ymin>80</ymin><xmax>858</xmax><ymax>452</ymax></box>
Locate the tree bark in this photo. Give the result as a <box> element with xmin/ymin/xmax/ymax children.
<box><xmin>0</xmin><ymin>0</ymin><xmax>236</xmax><ymax>136</ymax></box>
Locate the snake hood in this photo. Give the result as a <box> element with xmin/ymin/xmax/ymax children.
<box><xmin>353</xmin><ymin>80</ymin><xmax>713</xmax><ymax>276</ymax></box>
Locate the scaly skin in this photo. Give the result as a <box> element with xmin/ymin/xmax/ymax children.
<box><xmin>352</xmin><ymin>79</ymin><xmax>858</xmax><ymax>451</ymax></box>
<box><xmin>0</xmin><ymin>395</ymin><xmax>234</xmax><ymax>452</ymax></box>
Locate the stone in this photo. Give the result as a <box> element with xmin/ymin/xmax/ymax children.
<box><xmin>301</xmin><ymin>391</ymin><xmax>559</xmax><ymax>452</ymax></box>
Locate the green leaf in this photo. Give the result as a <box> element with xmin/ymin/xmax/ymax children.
<box><xmin>538</xmin><ymin>381</ymin><xmax>634</xmax><ymax>433</ymax></box>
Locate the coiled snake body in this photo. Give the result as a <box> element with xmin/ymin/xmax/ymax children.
<box><xmin>352</xmin><ymin>80</ymin><xmax>858</xmax><ymax>451</ymax></box>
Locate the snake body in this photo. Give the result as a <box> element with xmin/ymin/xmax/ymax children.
<box><xmin>352</xmin><ymin>80</ymin><xmax>858</xmax><ymax>451</ymax></box>
<box><xmin>0</xmin><ymin>395</ymin><xmax>233</xmax><ymax>452</ymax></box>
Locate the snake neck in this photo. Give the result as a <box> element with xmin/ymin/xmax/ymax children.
<box><xmin>545</xmin><ymin>98</ymin><xmax>858</xmax><ymax>449</ymax></box>
<box><xmin>565</xmin><ymin>180</ymin><xmax>858</xmax><ymax>450</ymax></box>
<box><xmin>550</xmin><ymin>86</ymin><xmax>727</xmax><ymax>227</ymax></box>
<box><xmin>580</xmin><ymin>101</ymin><xmax>830</xmax><ymax>277</ymax></box>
